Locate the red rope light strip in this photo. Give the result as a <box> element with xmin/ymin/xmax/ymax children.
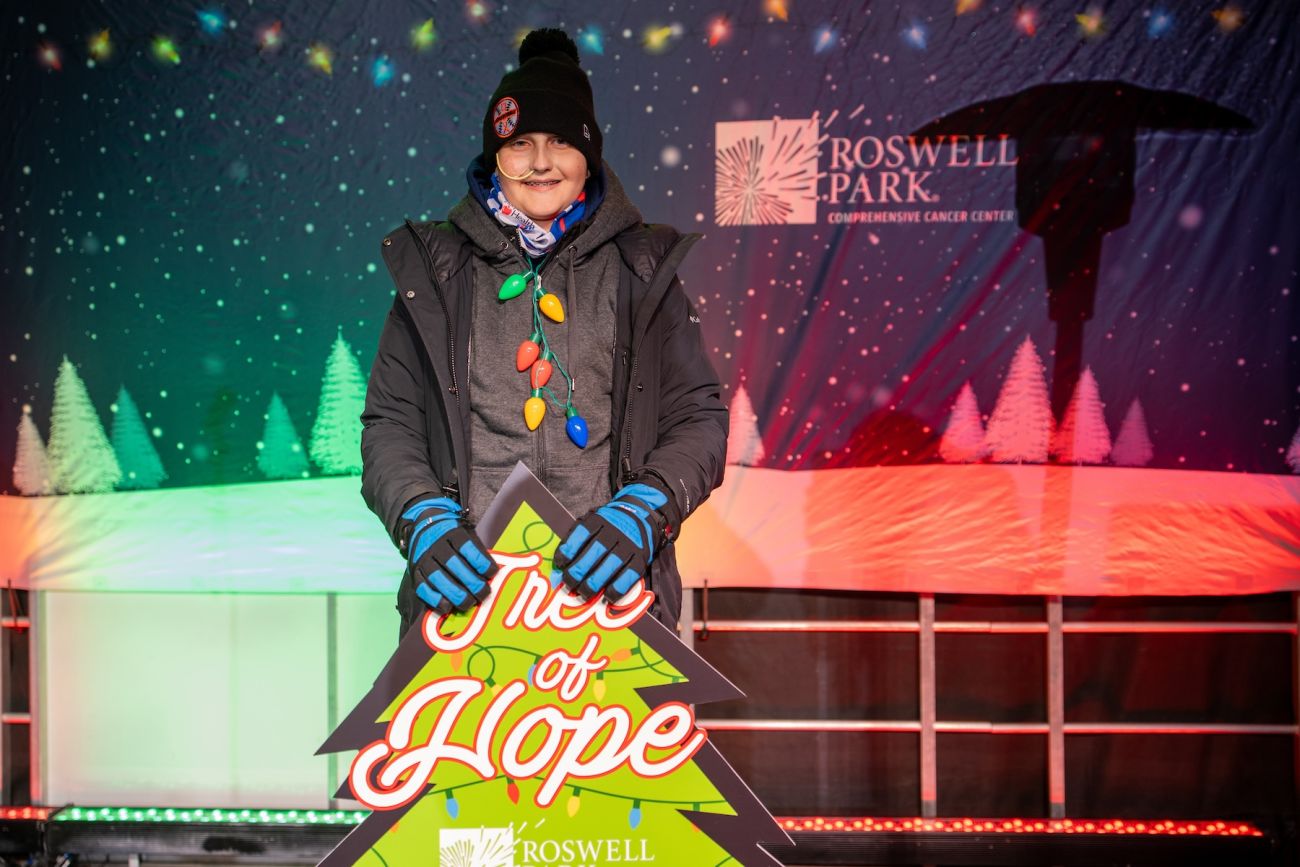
<box><xmin>0</xmin><ymin>807</ymin><xmax>53</xmax><ymax>821</ymax></box>
<box><xmin>775</xmin><ymin>816</ymin><xmax>1265</xmax><ymax>836</ymax></box>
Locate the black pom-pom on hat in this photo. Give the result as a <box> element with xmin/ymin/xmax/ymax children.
<box><xmin>519</xmin><ymin>28</ymin><xmax>579</xmax><ymax>65</ymax></box>
<box><xmin>482</xmin><ymin>28</ymin><xmax>602</xmax><ymax>170</ymax></box>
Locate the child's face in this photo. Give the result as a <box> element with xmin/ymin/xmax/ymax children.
<box><xmin>496</xmin><ymin>132</ymin><xmax>588</xmax><ymax>230</ymax></box>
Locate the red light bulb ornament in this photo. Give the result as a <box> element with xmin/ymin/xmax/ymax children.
<box><xmin>530</xmin><ymin>354</ymin><xmax>553</xmax><ymax>388</ymax></box>
<box><xmin>565</xmin><ymin>405</ymin><xmax>588</xmax><ymax>448</ymax></box>
<box><xmin>516</xmin><ymin>332</ymin><xmax>541</xmax><ymax>371</ymax></box>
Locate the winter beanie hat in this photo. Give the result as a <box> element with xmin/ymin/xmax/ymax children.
<box><xmin>481</xmin><ymin>29</ymin><xmax>602</xmax><ymax>171</ymax></box>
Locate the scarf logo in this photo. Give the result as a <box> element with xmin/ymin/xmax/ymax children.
<box><xmin>494</xmin><ymin>97</ymin><xmax>520</xmax><ymax>138</ymax></box>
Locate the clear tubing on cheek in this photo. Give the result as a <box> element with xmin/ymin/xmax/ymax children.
<box><xmin>495</xmin><ymin>150</ymin><xmax>535</xmax><ymax>181</ymax></box>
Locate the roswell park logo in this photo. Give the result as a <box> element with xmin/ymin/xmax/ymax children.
<box><xmin>439</xmin><ymin>826</ymin><xmax>655</xmax><ymax>866</ymax></box>
<box><xmin>714</xmin><ymin>114</ymin><xmax>1017</xmax><ymax>226</ymax></box>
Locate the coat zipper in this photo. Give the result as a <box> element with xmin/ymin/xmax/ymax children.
<box><xmin>404</xmin><ymin>221</ymin><xmax>460</xmax><ymax>400</ymax></box>
<box><xmin>619</xmin><ymin>353</ymin><xmax>639</xmax><ymax>484</ymax></box>
<box><xmin>403</xmin><ymin>220</ymin><xmax>463</xmax><ymax>504</ymax></box>
<box><xmin>616</xmin><ymin>234</ymin><xmax>698</xmax><ymax>487</ymax></box>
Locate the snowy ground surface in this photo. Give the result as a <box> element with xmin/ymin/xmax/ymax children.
<box><xmin>3</xmin><ymin>464</ymin><xmax>1298</xmax><ymax>596</ymax></box>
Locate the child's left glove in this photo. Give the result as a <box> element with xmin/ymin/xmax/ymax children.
<box><xmin>553</xmin><ymin>482</ymin><xmax>672</xmax><ymax>601</ymax></box>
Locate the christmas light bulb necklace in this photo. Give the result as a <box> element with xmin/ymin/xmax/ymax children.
<box><xmin>499</xmin><ymin>257</ymin><xmax>588</xmax><ymax>448</ymax></box>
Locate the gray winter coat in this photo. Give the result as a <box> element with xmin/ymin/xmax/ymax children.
<box><xmin>362</xmin><ymin>167</ymin><xmax>728</xmax><ymax>634</ymax></box>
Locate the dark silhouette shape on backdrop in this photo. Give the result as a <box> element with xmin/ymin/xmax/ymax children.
<box><xmin>913</xmin><ymin>82</ymin><xmax>1254</xmax><ymax>418</ymax></box>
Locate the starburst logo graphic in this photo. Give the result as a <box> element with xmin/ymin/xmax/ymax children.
<box><xmin>438</xmin><ymin>826</ymin><xmax>515</xmax><ymax>867</ymax></box>
<box><xmin>715</xmin><ymin>118</ymin><xmax>819</xmax><ymax>225</ymax></box>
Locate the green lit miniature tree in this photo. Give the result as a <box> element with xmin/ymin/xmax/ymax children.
<box><xmin>111</xmin><ymin>387</ymin><xmax>167</xmax><ymax>489</ymax></box>
<box><xmin>309</xmin><ymin>331</ymin><xmax>366</xmax><ymax>475</ymax></box>
<box><xmin>257</xmin><ymin>392</ymin><xmax>311</xmax><ymax>480</ymax></box>
<box><xmin>47</xmin><ymin>357</ymin><xmax>122</xmax><ymax>494</ymax></box>
<box><xmin>13</xmin><ymin>406</ymin><xmax>53</xmax><ymax>495</ymax></box>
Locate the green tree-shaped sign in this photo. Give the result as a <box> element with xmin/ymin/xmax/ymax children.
<box><xmin>318</xmin><ymin>464</ymin><xmax>787</xmax><ymax>866</ymax></box>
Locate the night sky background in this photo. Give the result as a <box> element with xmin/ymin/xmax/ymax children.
<box><xmin>3</xmin><ymin>0</ymin><xmax>1297</xmax><ymax>492</ymax></box>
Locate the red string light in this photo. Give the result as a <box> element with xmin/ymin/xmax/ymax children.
<box><xmin>0</xmin><ymin>807</ymin><xmax>53</xmax><ymax>821</ymax></box>
<box><xmin>773</xmin><ymin>817</ymin><xmax>1264</xmax><ymax>837</ymax></box>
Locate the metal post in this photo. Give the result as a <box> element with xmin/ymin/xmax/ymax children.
<box><xmin>1047</xmin><ymin>595</ymin><xmax>1066</xmax><ymax>818</ymax></box>
<box><xmin>0</xmin><ymin>586</ymin><xmax>8</xmax><ymax>802</ymax></box>
<box><xmin>326</xmin><ymin>593</ymin><xmax>339</xmax><ymax>810</ymax></box>
<box><xmin>28</xmin><ymin>589</ymin><xmax>41</xmax><ymax>806</ymax></box>
<box><xmin>919</xmin><ymin>593</ymin><xmax>937</xmax><ymax>817</ymax></box>
<box><xmin>1293</xmin><ymin>592</ymin><xmax>1300</xmax><ymax>822</ymax></box>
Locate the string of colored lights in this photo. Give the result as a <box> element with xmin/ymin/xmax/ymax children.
<box><xmin>31</xmin><ymin>4</ymin><xmax>1251</xmax><ymax>80</ymax></box>
<box><xmin>31</xmin><ymin>807</ymin><xmax>1265</xmax><ymax>837</ymax></box>
<box><xmin>558</xmin><ymin>781</ymin><xmax>728</xmax><ymax>829</ymax></box>
<box><xmin>462</xmin><ymin>643</ymin><xmax>541</xmax><ymax>686</ymax></box>
<box><xmin>413</xmin><ymin>773</ymin><xmax>730</xmax><ymax>828</ymax></box>
<box><xmin>603</xmin><ymin>640</ymin><xmax>682</xmax><ymax>680</ymax></box>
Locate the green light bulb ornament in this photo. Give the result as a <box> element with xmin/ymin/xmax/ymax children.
<box><xmin>498</xmin><ymin>272</ymin><xmax>528</xmax><ymax>301</ymax></box>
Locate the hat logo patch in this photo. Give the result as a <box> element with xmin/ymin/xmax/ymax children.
<box><xmin>583</xmin><ymin>123</ymin><xmax>591</xmax><ymax>141</ymax></box>
<box><xmin>493</xmin><ymin>96</ymin><xmax>519</xmax><ymax>138</ymax></box>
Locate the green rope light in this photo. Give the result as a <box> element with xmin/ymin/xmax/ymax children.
<box><xmin>53</xmin><ymin>806</ymin><xmax>369</xmax><ymax>825</ymax></box>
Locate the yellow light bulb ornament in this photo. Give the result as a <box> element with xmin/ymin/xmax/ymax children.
<box><xmin>566</xmin><ymin>790</ymin><xmax>582</xmax><ymax>817</ymax></box>
<box><xmin>538</xmin><ymin>292</ymin><xmax>564</xmax><ymax>323</ymax></box>
<box><xmin>524</xmin><ymin>390</ymin><xmax>546</xmax><ymax>430</ymax></box>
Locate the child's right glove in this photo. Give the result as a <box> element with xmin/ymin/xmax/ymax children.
<box><xmin>401</xmin><ymin>497</ymin><xmax>495</xmax><ymax>615</ymax></box>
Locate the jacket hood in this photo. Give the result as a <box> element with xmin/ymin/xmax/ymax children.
<box><xmin>449</xmin><ymin>159</ymin><xmax>644</xmax><ymax>267</ymax></box>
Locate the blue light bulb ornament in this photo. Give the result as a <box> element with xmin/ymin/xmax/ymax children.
<box><xmin>444</xmin><ymin>790</ymin><xmax>460</xmax><ymax>819</ymax></box>
<box><xmin>565</xmin><ymin>406</ymin><xmax>588</xmax><ymax>449</ymax></box>
<box><xmin>628</xmin><ymin>800</ymin><xmax>642</xmax><ymax>829</ymax></box>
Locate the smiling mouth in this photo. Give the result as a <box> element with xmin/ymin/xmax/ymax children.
<box><xmin>523</xmin><ymin>179</ymin><xmax>560</xmax><ymax>188</ymax></box>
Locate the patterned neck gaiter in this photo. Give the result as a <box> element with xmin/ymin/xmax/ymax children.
<box><xmin>485</xmin><ymin>171</ymin><xmax>587</xmax><ymax>257</ymax></box>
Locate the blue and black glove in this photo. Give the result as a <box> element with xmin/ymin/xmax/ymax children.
<box><xmin>400</xmin><ymin>497</ymin><xmax>494</xmax><ymax>616</ymax></box>
<box><xmin>553</xmin><ymin>482</ymin><xmax>674</xmax><ymax>602</ymax></box>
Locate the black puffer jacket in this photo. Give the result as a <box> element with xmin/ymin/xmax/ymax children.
<box><xmin>362</xmin><ymin>175</ymin><xmax>728</xmax><ymax>634</ymax></box>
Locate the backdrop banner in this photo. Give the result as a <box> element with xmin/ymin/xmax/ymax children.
<box><xmin>3</xmin><ymin>2</ymin><xmax>1298</xmax><ymax>598</ymax></box>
